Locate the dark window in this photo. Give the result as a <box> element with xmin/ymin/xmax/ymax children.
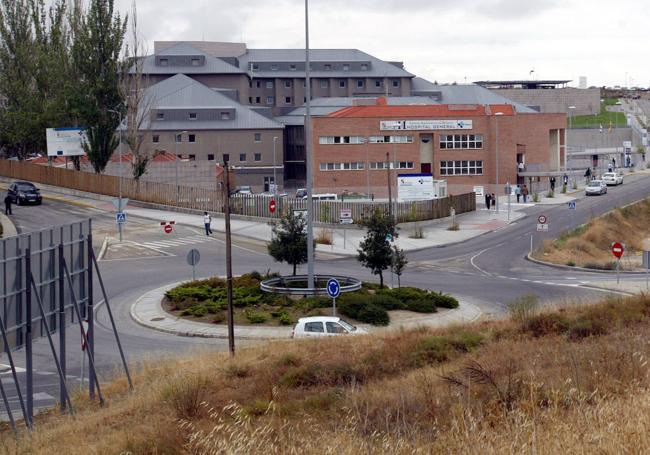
<box><xmin>339</xmin><ymin>80</ymin><xmax>346</xmax><ymax>88</ymax></box>
<box><xmin>208</xmin><ymin>154</ymin><xmax>215</xmax><ymax>161</ymax></box>
<box><xmin>254</xmin><ymin>133</ymin><xmax>262</xmax><ymax>142</ymax></box>
<box><xmin>248</xmin><ymin>97</ymin><xmax>253</xmax><ymax>103</ymax></box>
<box><xmin>375</xmin><ymin>80</ymin><xmax>381</xmax><ymax>87</ymax></box>
<box><xmin>152</xmin><ymin>135</ymin><xmax>159</xmax><ymax>143</ymax></box>
<box><xmin>223</xmin><ymin>153</ymin><xmax>230</xmax><ymax>164</ymax></box>
<box><xmin>159</xmin><ymin>58</ymin><xmax>168</xmax><ymax>66</ymax></box>
<box><xmin>357</xmin><ymin>80</ymin><xmax>364</xmax><ymax>88</ymax></box>
<box><xmin>239</xmin><ymin>153</ymin><xmax>246</xmax><ymax>162</ymax></box>
<box><xmin>156</xmin><ymin>112</ymin><xmax>164</xmax><ymax>120</ymax></box>
<box><xmin>188</xmin><ymin>134</ymin><xmax>196</xmax><ymax>143</ymax></box>
<box><xmin>285</xmin><ymin>96</ymin><xmax>292</xmax><ymax>104</ymax></box>
<box><xmin>175</xmin><ymin>134</ymin><xmax>181</xmax><ymax>143</ymax></box>
<box><xmin>284</xmin><ymin>80</ymin><xmax>292</xmax><ymax>88</ymax></box>
<box><xmin>189</xmin><ymin>112</ymin><xmax>197</xmax><ymax>120</ymax></box>
<box><xmin>256</xmin><ymin>80</ymin><xmax>261</xmax><ymax>88</ymax></box>
<box><xmin>289</xmin><ymin>64</ymin><xmax>297</xmax><ymax>71</ymax></box>
<box><xmin>255</xmin><ymin>96</ymin><xmax>261</xmax><ymax>104</ymax></box>
<box><xmin>188</xmin><ymin>154</ymin><xmax>196</xmax><ymax>161</ymax></box>
<box><xmin>392</xmin><ymin>79</ymin><xmax>400</xmax><ymax>87</ymax></box>
<box><xmin>254</xmin><ymin>153</ymin><xmax>262</xmax><ymax>161</ymax></box>
<box><xmin>304</xmin><ymin>322</ymin><xmax>324</xmax><ymax>333</ymax></box>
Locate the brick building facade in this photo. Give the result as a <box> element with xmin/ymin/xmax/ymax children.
<box><xmin>311</xmin><ymin>101</ymin><xmax>566</xmax><ymax>197</ymax></box>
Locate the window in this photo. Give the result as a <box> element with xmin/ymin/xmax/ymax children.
<box><xmin>289</xmin><ymin>64</ymin><xmax>297</xmax><ymax>71</ymax></box>
<box><xmin>357</xmin><ymin>80</ymin><xmax>364</xmax><ymax>88</ymax></box>
<box><xmin>326</xmin><ymin>322</ymin><xmax>347</xmax><ymax>333</ymax></box>
<box><xmin>368</xmin><ymin>135</ymin><xmax>414</xmax><ymax>143</ymax></box>
<box><xmin>339</xmin><ymin>80</ymin><xmax>346</xmax><ymax>88</ymax></box>
<box><xmin>270</xmin><ymin>63</ymin><xmax>279</xmax><ymax>71</ymax></box>
<box><xmin>254</xmin><ymin>153</ymin><xmax>261</xmax><ymax>161</ymax></box>
<box><xmin>392</xmin><ymin>79</ymin><xmax>400</xmax><ymax>87</ymax></box>
<box><xmin>266</xmin><ymin>96</ymin><xmax>274</xmax><ymax>105</ymax></box>
<box><xmin>361</xmin><ymin>63</ymin><xmax>368</xmax><ymax>70</ymax></box>
<box><xmin>189</xmin><ymin>112</ymin><xmax>197</xmax><ymax>120</ymax></box>
<box><xmin>320</xmin><ymin>80</ymin><xmax>328</xmax><ymax>88</ymax></box>
<box><xmin>156</xmin><ymin>112</ymin><xmax>164</xmax><ymax>120</ymax></box>
<box><xmin>370</xmin><ymin>161</ymin><xmax>414</xmax><ymax>170</ymax></box>
<box><xmin>304</xmin><ymin>322</ymin><xmax>324</xmax><ymax>333</ymax></box>
<box><xmin>175</xmin><ymin>134</ymin><xmax>181</xmax><ymax>143</ymax></box>
<box><xmin>251</xmin><ymin>63</ymin><xmax>259</xmax><ymax>71</ymax></box>
<box><xmin>439</xmin><ymin>134</ymin><xmax>484</xmax><ymax>149</ymax></box>
<box><xmin>223</xmin><ymin>153</ymin><xmax>230</xmax><ymax>163</ymax></box>
<box><xmin>318</xmin><ymin>136</ymin><xmax>364</xmax><ymax>144</ymax></box>
<box><xmin>248</xmin><ymin>97</ymin><xmax>253</xmax><ymax>103</ymax></box>
<box><xmin>207</xmin><ymin>154</ymin><xmax>215</xmax><ymax>161</ymax></box>
<box><xmin>188</xmin><ymin>154</ymin><xmax>196</xmax><ymax>161</ymax></box>
<box><xmin>324</xmin><ymin>64</ymin><xmax>332</xmax><ymax>71</ymax></box>
<box><xmin>374</xmin><ymin>79</ymin><xmax>382</xmax><ymax>87</ymax></box>
<box><xmin>265</xmin><ymin>81</ymin><xmax>274</xmax><ymax>89</ymax></box>
<box><xmin>439</xmin><ymin>160</ymin><xmax>483</xmax><ymax>175</ymax></box>
<box><xmin>239</xmin><ymin>153</ymin><xmax>246</xmax><ymax>162</ymax></box>
<box><xmin>191</xmin><ymin>58</ymin><xmax>200</xmax><ymax>66</ymax></box>
<box><xmin>188</xmin><ymin>134</ymin><xmax>196</xmax><ymax>143</ymax></box>
<box><xmin>342</xmin><ymin>64</ymin><xmax>350</xmax><ymax>71</ymax></box>
<box><xmin>284</xmin><ymin>80</ymin><xmax>292</xmax><ymax>88</ymax></box>
<box><xmin>220</xmin><ymin>112</ymin><xmax>231</xmax><ymax>120</ymax></box>
<box><xmin>159</xmin><ymin>58</ymin><xmax>168</xmax><ymax>66</ymax></box>
<box><xmin>152</xmin><ymin>135</ymin><xmax>159</xmax><ymax>143</ymax></box>
<box><xmin>254</xmin><ymin>133</ymin><xmax>262</xmax><ymax>142</ymax></box>
<box><xmin>255</xmin><ymin>96</ymin><xmax>261</xmax><ymax>104</ymax></box>
<box><xmin>255</xmin><ymin>80</ymin><xmax>261</xmax><ymax>88</ymax></box>
<box><xmin>285</xmin><ymin>96</ymin><xmax>292</xmax><ymax>104</ymax></box>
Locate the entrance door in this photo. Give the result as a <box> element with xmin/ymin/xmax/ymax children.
<box><xmin>420</xmin><ymin>163</ymin><xmax>431</xmax><ymax>174</ymax></box>
<box><xmin>264</xmin><ymin>176</ymin><xmax>275</xmax><ymax>192</ymax></box>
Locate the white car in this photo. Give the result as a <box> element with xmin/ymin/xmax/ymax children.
<box><xmin>585</xmin><ymin>180</ymin><xmax>608</xmax><ymax>195</ymax></box>
<box><xmin>602</xmin><ymin>172</ymin><xmax>623</xmax><ymax>186</ymax></box>
<box><xmin>291</xmin><ymin>316</ymin><xmax>367</xmax><ymax>338</ymax></box>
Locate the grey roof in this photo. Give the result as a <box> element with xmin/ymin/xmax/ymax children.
<box><xmin>138</xmin><ymin>43</ymin><xmax>244</xmax><ymax>75</ymax></box>
<box><xmin>238</xmin><ymin>48</ymin><xmax>414</xmax><ymax>78</ymax></box>
<box><xmin>144</xmin><ymin>74</ymin><xmax>283</xmax><ymax>131</ymax></box>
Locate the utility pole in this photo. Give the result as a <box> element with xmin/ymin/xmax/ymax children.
<box><xmin>305</xmin><ymin>0</ymin><xmax>315</xmax><ymax>289</ymax></box>
<box><xmin>386</xmin><ymin>152</ymin><xmax>392</xmax><ymax>217</ymax></box>
<box><xmin>272</xmin><ymin>136</ymin><xmax>278</xmax><ymax>194</ymax></box>
<box><xmin>223</xmin><ymin>160</ymin><xmax>235</xmax><ymax>356</ymax></box>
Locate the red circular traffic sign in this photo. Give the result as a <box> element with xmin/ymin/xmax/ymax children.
<box><xmin>538</xmin><ymin>215</ymin><xmax>547</xmax><ymax>224</ymax></box>
<box><xmin>164</xmin><ymin>224</ymin><xmax>173</xmax><ymax>234</ymax></box>
<box><xmin>611</xmin><ymin>242</ymin><xmax>624</xmax><ymax>259</ymax></box>
<box><xmin>269</xmin><ymin>199</ymin><xmax>277</xmax><ymax>214</ymax></box>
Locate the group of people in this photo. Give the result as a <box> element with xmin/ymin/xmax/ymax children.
<box><xmin>484</xmin><ymin>184</ymin><xmax>530</xmax><ymax>210</ymax></box>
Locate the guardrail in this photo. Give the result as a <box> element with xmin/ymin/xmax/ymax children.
<box><xmin>260</xmin><ymin>275</ymin><xmax>362</xmax><ymax>296</ymax></box>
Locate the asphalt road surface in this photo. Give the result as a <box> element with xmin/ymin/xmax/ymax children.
<box><xmin>2</xmin><ymin>173</ymin><xmax>650</xmax><ymax>421</ymax></box>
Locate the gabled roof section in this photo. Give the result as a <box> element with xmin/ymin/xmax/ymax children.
<box><xmin>143</xmin><ymin>74</ymin><xmax>283</xmax><ymax>131</ymax></box>
<box><xmin>137</xmin><ymin>42</ymin><xmax>244</xmax><ymax>75</ymax></box>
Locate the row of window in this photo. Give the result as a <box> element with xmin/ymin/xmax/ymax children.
<box><xmin>439</xmin><ymin>134</ymin><xmax>484</xmax><ymax>149</ymax></box>
<box><xmin>155</xmin><ymin>112</ymin><xmax>232</xmax><ymax>121</ymax></box>
<box><xmin>251</xmin><ymin>62</ymin><xmax>370</xmax><ymax>72</ymax></box>
<box><xmin>318</xmin><ymin>161</ymin><xmax>415</xmax><ymax>171</ymax></box>
<box><xmin>369</xmin><ymin>161</ymin><xmax>415</xmax><ymax>170</ymax></box>
<box><xmin>439</xmin><ymin>160</ymin><xmax>484</xmax><ymax>175</ymax></box>
<box><xmin>158</xmin><ymin>58</ymin><xmax>201</xmax><ymax>67</ymax></box>
<box><xmin>153</xmin><ymin>132</ymin><xmax>265</xmax><ymax>144</ymax></box>
<box><xmin>249</xmin><ymin>79</ymin><xmax>400</xmax><ymax>90</ymax></box>
<box><xmin>319</xmin><ymin>136</ymin><xmax>414</xmax><ymax>145</ymax></box>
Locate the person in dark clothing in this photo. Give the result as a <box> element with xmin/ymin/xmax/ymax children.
<box><xmin>4</xmin><ymin>194</ymin><xmax>11</xmax><ymax>215</ymax></box>
<box><xmin>484</xmin><ymin>192</ymin><xmax>491</xmax><ymax>210</ymax></box>
<box><xmin>491</xmin><ymin>193</ymin><xmax>497</xmax><ymax>210</ymax></box>
<box><xmin>549</xmin><ymin>176</ymin><xmax>556</xmax><ymax>192</ymax></box>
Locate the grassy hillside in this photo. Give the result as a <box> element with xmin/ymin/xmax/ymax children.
<box><xmin>534</xmin><ymin>198</ymin><xmax>650</xmax><ymax>269</ymax></box>
<box><xmin>4</xmin><ymin>294</ymin><xmax>650</xmax><ymax>453</ymax></box>
<box><xmin>570</xmin><ymin>98</ymin><xmax>627</xmax><ymax>129</ymax></box>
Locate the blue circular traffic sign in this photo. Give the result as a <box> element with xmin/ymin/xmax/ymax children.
<box><xmin>326</xmin><ymin>278</ymin><xmax>340</xmax><ymax>299</ymax></box>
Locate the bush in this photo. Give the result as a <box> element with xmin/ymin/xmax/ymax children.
<box><xmin>431</xmin><ymin>292</ymin><xmax>459</xmax><ymax>309</ymax></box>
<box><xmin>370</xmin><ymin>293</ymin><xmax>405</xmax><ymax>311</ymax></box>
<box><xmin>411</xmin><ymin>337</ymin><xmax>452</xmax><ymax>365</ymax></box>
<box><xmin>245</xmin><ymin>309</ymin><xmax>268</xmax><ymax>324</ymax></box>
<box><xmin>507</xmin><ymin>294</ymin><xmax>539</xmax><ymax>325</ymax></box>
<box><xmin>567</xmin><ymin>317</ymin><xmax>608</xmax><ymax>341</ymax></box>
<box><xmin>338</xmin><ymin>294</ymin><xmax>389</xmax><ymax>326</ymax></box>
<box><xmin>181</xmin><ymin>305</ymin><xmax>208</xmax><ymax>318</ymax></box>
<box><xmin>279</xmin><ymin>313</ymin><xmax>293</xmax><ymax>325</ymax></box>
<box><xmin>523</xmin><ymin>313</ymin><xmax>570</xmax><ymax>337</ymax></box>
<box><xmin>406</xmin><ymin>299</ymin><xmax>436</xmax><ymax>313</ymax></box>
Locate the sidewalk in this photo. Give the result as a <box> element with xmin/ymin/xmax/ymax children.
<box><xmin>130</xmin><ymin>282</ymin><xmax>484</xmax><ymax>339</ymax></box>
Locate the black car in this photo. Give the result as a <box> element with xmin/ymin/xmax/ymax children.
<box><xmin>8</xmin><ymin>181</ymin><xmax>42</xmax><ymax>205</ymax></box>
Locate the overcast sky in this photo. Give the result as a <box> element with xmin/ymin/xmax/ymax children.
<box><xmin>118</xmin><ymin>0</ymin><xmax>649</xmax><ymax>87</ymax></box>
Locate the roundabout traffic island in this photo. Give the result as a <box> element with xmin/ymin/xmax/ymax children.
<box><xmin>162</xmin><ymin>272</ymin><xmax>460</xmax><ymax>327</ymax></box>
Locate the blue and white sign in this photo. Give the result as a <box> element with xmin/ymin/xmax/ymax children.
<box><xmin>380</xmin><ymin>119</ymin><xmax>473</xmax><ymax>131</ymax></box>
<box><xmin>46</xmin><ymin>127</ymin><xmax>87</xmax><ymax>157</ymax></box>
<box><xmin>326</xmin><ymin>278</ymin><xmax>341</xmax><ymax>299</ymax></box>
<box><xmin>116</xmin><ymin>212</ymin><xmax>126</xmax><ymax>224</ymax></box>
<box><xmin>568</xmin><ymin>201</ymin><xmax>577</xmax><ymax>210</ymax></box>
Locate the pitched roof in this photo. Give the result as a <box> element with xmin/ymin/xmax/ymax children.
<box><xmin>137</xmin><ymin>43</ymin><xmax>244</xmax><ymax>75</ymax></box>
<box><xmin>143</xmin><ymin>74</ymin><xmax>283</xmax><ymax>131</ymax></box>
<box><xmin>328</xmin><ymin>103</ymin><xmax>515</xmax><ymax>118</ymax></box>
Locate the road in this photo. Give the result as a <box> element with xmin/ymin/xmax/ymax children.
<box><xmin>2</xmin><ymin>173</ymin><xmax>650</xmax><ymax>420</ymax></box>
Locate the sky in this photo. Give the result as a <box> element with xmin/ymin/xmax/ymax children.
<box><xmin>116</xmin><ymin>0</ymin><xmax>650</xmax><ymax>88</ymax></box>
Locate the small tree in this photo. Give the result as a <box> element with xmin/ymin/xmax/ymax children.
<box><xmin>391</xmin><ymin>245</ymin><xmax>407</xmax><ymax>288</ymax></box>
<box><xmin>267</xmin><ymin>211</ymin><xmax>309</xmax><ymax>276</ymax></box>
<box><xmin>357</xmin><ymin>209</ymin><xmax>396</xmax><ymax>288</ymax></box>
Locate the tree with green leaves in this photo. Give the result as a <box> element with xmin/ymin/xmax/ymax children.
<box><xmin>268</xmin><ymin>211</ymin><xmax>310</xmax><ymax>276</ymax></box>
<box><xmin>71</xmin><ymin>0</ymin><xmax>126</xmax><ymax>173</ymax></box>
<box><xmin>357</xmin><ymin>209</ymin><xmax>397</xmax><ymax>288</ymax></box>
<box><xmin>391</xmin><ymin>245</ymin><xmax>407</xmax><ymax>288</ymax></box>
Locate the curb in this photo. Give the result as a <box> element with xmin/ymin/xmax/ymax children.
<box><xmin>525</xmin><ymin>253</ymin><xmax>649</xmax><ymax>275</ymax></box>
<box><xmin>97</xmin><ymin>236</ymin><xmax>109</xmax><ymax>261</ymax></box>
<box><xmin>0</xmin><ymin>212</ymin><xmax>18</xmax><ymax>237</ymax></box>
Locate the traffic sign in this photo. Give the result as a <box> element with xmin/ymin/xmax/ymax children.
<box><xmin>537</xmin><ymin>215</ymin><xmax>547</xmax><ymax>224</ymax></box>
<box><xmin>611</xmin><ymin>242</ymin><xmax>625</xmax><ymax>259</ymax></box>
<box><xmin>536</xmin><ymin>224</ymin><xmax>548</xmax><ymax>232</ymax></box>
<box><xmin>340</xmin><ymin>208</ymin><xmax>353</xmax><ymax>224</ymax></box>
<box><xmin>116</xmin><ymin>212</ymin><xmax>126</xmax><ymax>224</ymax></box>
<box><xmin>111</xmin><ymin>197</ymin><xmax>129</xmax><ymax>211</ymax></box>
<box><xmin>187</xmin><ymin>249</ymin><xmax>201</xmax><ymax>266</ymax></box>
<box><xmin>164</xmin><ymin>224</ymin><xmax>173</xmax><ymax>234</ymax></box>
<box><xmin>269</xmin><ymin>199</ymin><xmax>277</xmax><ymax>214</ymax></box>
<box><xmin>326</xmin><ymin>278</ymin><xmax>341</xmax><ymax>299</ymax></box>
<box><xmin>568</xmin><ymin>201</ymin><xmax>576</xmax><ymax>210</ymax></box>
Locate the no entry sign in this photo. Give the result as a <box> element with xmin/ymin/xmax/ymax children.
<box><xmin>611</xmin><ymin>242</ymin><xmax>625</xmax><ymax>259</ymax></box>
<box><xmin>164</xmin><ymin>224</ymin><xmax>173</xmax><ymax>234</ymax></box>
<box><xmin>269</xmin><ymin>199</ymin><xmax>277</xmax><ymax>214</ymax></box>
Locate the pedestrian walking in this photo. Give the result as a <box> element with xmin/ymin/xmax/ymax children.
<box><xmin>4</xmin><ymin>193</ymin><xmax>12</xmax><ymax>215</ymax></box>
<box><xmin>522</xmin><ymin>184</ymin><xmax>529</xmax><ymax>203</ymax></box>
<box><xmin>549</xmin><ymin>176</ymin><xmax>556</xmax><ymax>192</ymax></box>
<box><xmin>203</xmin><ymin>211</ymin><xmax>212</xmax><ymax>235</ymax></box>
<box><xmin>484</xmin><ymin>192</ymin><xmax>491</xmax><ymax>210</ymax></box>
<box><xmin>514</xmin><ymin>185</ymin><xmax>521</xmax><ymax>203</ymax></box>
<box><xmin>491</xmin><ymin>193</ymin><xmax>497</xmax><ymax>210</ymax></box>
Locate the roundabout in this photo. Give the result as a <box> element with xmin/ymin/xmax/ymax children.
<box><xmin>259</xmin><ymin>274</ymin><xmax>362</xmax><ymax>296</ymax></box>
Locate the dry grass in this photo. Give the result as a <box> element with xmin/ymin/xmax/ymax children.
<box><xmin>6</xmin><ymin>294</ymin><xmax>650</xmax><ymax>453</ymax></box>
<box><xmin>315</xmin><ymin>228</ymin><xmax>333</xmax><ymax>245</ymax></box>
<box><xmin>534</xmin><ymin>198</ymin><xmax>650</xmax><ymax>269</ymax></box>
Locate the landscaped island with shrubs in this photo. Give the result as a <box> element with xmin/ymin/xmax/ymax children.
<box><xmin>163</xmin><ymin>272</ymin><xmax>459</xmax><ymax>327</ymax></box>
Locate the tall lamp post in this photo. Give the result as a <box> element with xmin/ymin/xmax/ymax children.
<box><xmin>108</xmin><ymin>108</ymin><xmax>124</xmax><ymax>241</ymax></box>
<box><xmin>305</xmin><ymin>0</ymin><xmax>315</xmax><ymax>289</ymax></box>
<box><xmin>567</xmin><ymin>105</ymin><xmax>576</xmax><ymax>172</ymax></box>
<box><xmin>174</xmin><ymin>130</ymin><xmax>188</xmax><ymax>203</ymax></box>
<box><xmin>272</xmin><ymin>136</ymin><xmax>278</xmax><ymax>194</ymax></box>
<box><xmin>494</xmin><ymin>112</ymin><xmax>504</xmax><ymax>213</ymax></box>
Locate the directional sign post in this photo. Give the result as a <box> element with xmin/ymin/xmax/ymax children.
<box><xmin>340</xmin><ymin>209</ymin><xmax>353</xmax><ymax>249</ymax></box>
<box><xmin>536</xmin><ymin>214</ymin><xmax>548</xmax><ymax>232</ymax></box>
<box><xmin>327</xmin><ymin>278</ymin><xmax>341</xmax><ymax>316</ymax></box>
<box><xmin>568</xmin><ymin>201</ymin><xmax>576</xmax><ymax>210</ymax></box>
<box><xmin>116</xmin><ymin>212</ymin><xmax>126</xmax><ymax>224</ymax></box>
<box><xmin>187</xmin><ymin>249</ymin><xmax>201</xmax><ymax>281</ymax></box>
<box><xmin>612</xmin><ymin>242</ymin><xmax>625</xmax><ymax>284</ymax></box>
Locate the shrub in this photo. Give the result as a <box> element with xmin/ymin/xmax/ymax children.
<box><xmin>567</xmin><ymin>317</ymin><xmax>608</xmax><ymax>341</ymax></box>
<box><xmin>406</xmin><ymin>299</ymin><xmax>436</xmax><ymax>313</ymax></box>
<box><xmin>245</xmin><ymin>309</ymin><xmax>268</xmax><ymax>324</ymax></box>
<box><xmin>279</xmin><ymin>313</ymin><xmax>293</xmax><ymax>325</ymax></box>
<box><xmin>431</xmin><ymin>292</ymin><xmax>459</xmax><ymax>309</ymax></box>
<box><xmin>523</xmin><ymin>313</ymin><xmax>570</xmax><ymax>337</ymax></box>
<box><xmin>566</xmin><ymin>260</ymin><xmax>576</xmax><ymax>266</ymax></box>
<box><xmin>275</xmin><ymin>353</ymin><xmax>301</xmax><ymax>368</ymax></box>
<box><xmin>449</xmin><ymin>331</ymin><xmax>484</xmax><ymax>352</ymax></box>
<box><xmin>161</xmin><ymin>373</ymin><xmax>210</xmax><ymax>420</ymax></box>
<box><xmin>370</xmin><ymin>293</ymin><xmax>405</xmax><ymax>311</ymax></box>
<box><xmin>181</xmin><ymin>305</ymin><xmax>208</xmax><ymax>318</ymax></box>
<box><xmin>279</xmin><ymin>364</ymin><xmax>322</xmax><ymax>388</ymax></box>
<box><xmin>411</xmin><ymin>337</ymin><xmax>452</xmax><ymax>365</ymax></box>
<box><xmin>338</xmin><ymin>294</ymin><xmax>389</xmax><ymax>326</ymax></box>
<box><xmin>507</xmin><ymin>294</ymin><xmax>539</xmax><ymax>325</ymax></box>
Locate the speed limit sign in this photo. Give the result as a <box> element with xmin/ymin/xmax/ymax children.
<box><xmin>538</xmin><ymin>215</ymin><xmax>547</xmax><ymax>224</ymax></box>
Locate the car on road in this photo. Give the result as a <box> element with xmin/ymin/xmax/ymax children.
<box><xmin>291</xmin><ymin>316</ymin><xmax>367</xmax><ymax>338</ymax></box>
<box><xmin>585</xmin><ymin>179</ymin><xmax>608</xmax><ymax>196</ymax></box>
<box><xmin>231</xmin><ymin>186</ymin><xmax>252</xmax><ymax>195</ymax></box>
<box><xmin>602</xmin><ymin>172</ymin><xmax>624</xmax><ymax>186</ymax></box>
<box><xmin>8</xmin><ymin>181</ymin><xmax>42</xmax><ymax>205</ymax></box>
<box><xmin>295</xmin><ymin>188</ymin><xmax>307</xmax><ymax>199</ymax></box>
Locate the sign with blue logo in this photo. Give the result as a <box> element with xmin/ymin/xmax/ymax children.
<box><xmin>326</xmin><ymin>278</ymin><xmax>340</xmax><ymax>299</ymax></box>
<box><xmin>568</xmin><ymin>201</ymin><xmax>576</xmax><ymax>210</ymax></box>
<box><xmin>116</xmin><ymin>212</ymin><xmax>126</xmax><ymax>224</ymax></box>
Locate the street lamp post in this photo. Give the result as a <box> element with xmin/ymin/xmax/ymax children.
<box><xmin>108</xmin><ymin>108</ymin><xmax>124</xmax><ymax>241</ymax></box>
<box><xmin>305</xmin><ymin>0</ymin><xmax>315</xmax><ymax>289</ymax></box>
<box><xmin>272</xmin><ymin>136</ymin><xmax>278</xmax><ymax>194</ymax></box>
<box><xmin>494</xmin><ymin>112</ymin><xmax>504</xmax><ymax>213</ymax></box>
<box><xmin>568</xmin><ymin>105</ymin><xmax>576</xmax><ymax>172</ymax></box>
<box><xmin>174</xmin><ymin>130</ymin><xmax>188</xmax><ymax>203</ymax></box>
